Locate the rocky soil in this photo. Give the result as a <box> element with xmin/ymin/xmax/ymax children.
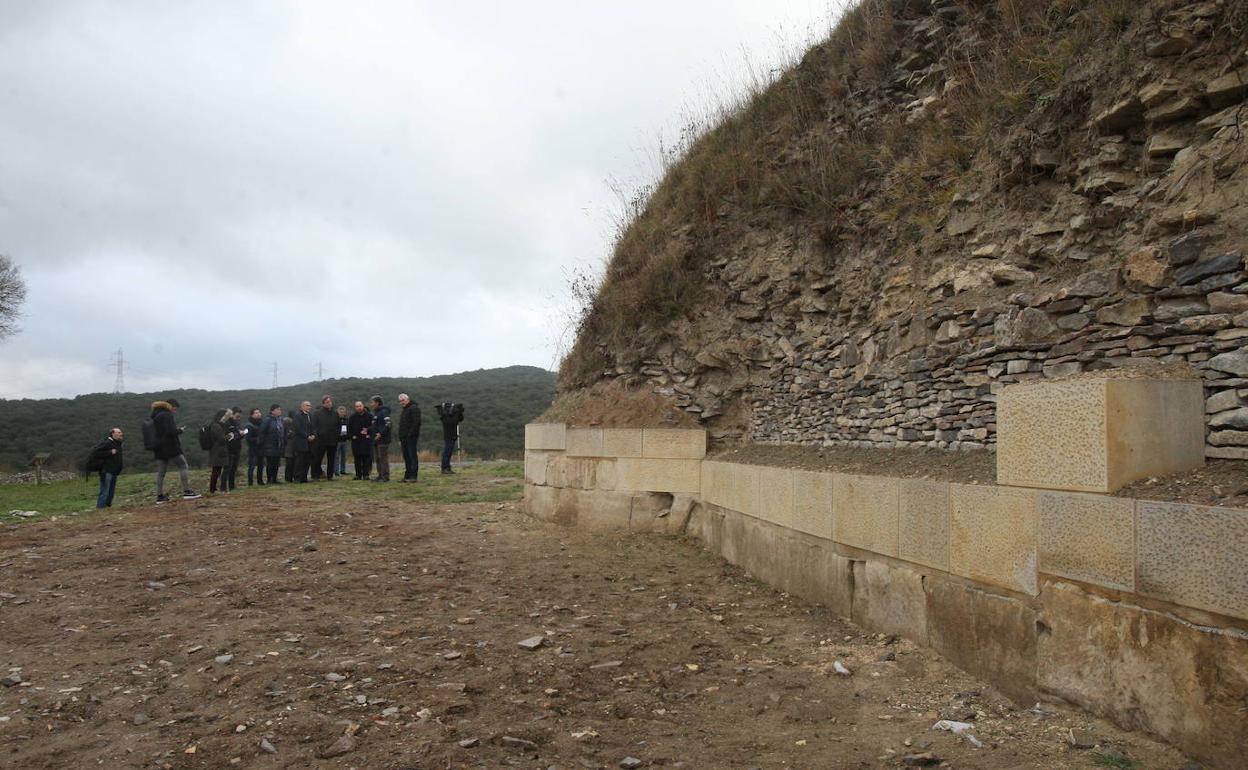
<box><xmin>0</xmin><ymin>481</ymin><xmax>1194</xmax><ymax>769</ymax></box>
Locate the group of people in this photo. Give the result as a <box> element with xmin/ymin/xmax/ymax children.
<box><xmin>86</xmin><ymin>393</ymin><xmax>466</xmax><ymax>507</ymax></box>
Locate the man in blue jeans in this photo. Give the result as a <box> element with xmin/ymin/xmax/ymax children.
<box><xmin>397</xmin><ymin>393</ymin><xmax>421</xmax><ymax>482</ymax></box>
<box><xmin>89</xmin><ymin>427</ymin><xmax>125</xmax><ymax>508</ymax></box>
<box><xmin>435</xmin><ymin>402</ymin><xmax>464</xmax><ymax>474</ymax></box>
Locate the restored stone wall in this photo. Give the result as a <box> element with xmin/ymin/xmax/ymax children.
<box><xmin>524</xmin><ymin>406</ymin><xmax>1248</xmax><ymax>767</ymax></box>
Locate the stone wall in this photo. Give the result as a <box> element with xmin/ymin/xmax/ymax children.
<box><xmin>523</xmin><ymin>377</ymin><xmax>1248</xmax><ymax>767</ymax></box>
<box><xmin>750</xmin><ymin>238</ymin><xmax>1248</xmax><ymax>457</ymax></box>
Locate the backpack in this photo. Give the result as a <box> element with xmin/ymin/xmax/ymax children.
<box><xmin>198</xmin><ymin>423</ymin><xmax>213</xmax><ymax>450</ymax></box>
<box><xmin>141</xmin><ymin>418</ymin><xmax>158</xmax><ymax>451</ymax></box>
<box><xmin>84</xmin><ymin>442</ymin><xmax>106</xmax><ymax>473</ymax></box>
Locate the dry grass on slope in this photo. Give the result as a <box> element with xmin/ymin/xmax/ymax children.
<box><xmin>560</xmin><ymin>0</ymin><xmax>1206</xmax><ymax>390</ymax></box>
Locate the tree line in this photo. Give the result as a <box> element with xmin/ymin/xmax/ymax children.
<box><xmin>0</xmin><ymin>365</ymin><xmax>554</xmax><ymax>472</ymax></box>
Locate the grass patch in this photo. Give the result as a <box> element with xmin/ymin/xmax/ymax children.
<box><xmin>1091</xmin><ymin>751</ymin><xmax>1137</xmax><ymax>769</ymax></box>
<box><xmin>0</xmin><ymin>461</ymin><xmax>524</xmax><ymax>525</ymax></box>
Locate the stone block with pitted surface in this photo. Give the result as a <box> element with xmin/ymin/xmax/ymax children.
<box><xmin>701</xmin><ymin>460</ymin><xmax>759</xmax><ymax>517</ymax></box>
<box><xmin>1038</xmin><ymin>491</ymin><xmax>1135</xmax><ymax>592</ymax></box>
<box><xmin>792</xmin><ymin>469</ymin><xmax>834</xmax><ymax>540</ymax></box>
<box><xmin>756</xmin><ymin>465</ymin><xmax>795</xmax><ymax>529</ymax></box>
<box><xmin>996</xmin><ymin>375</ymin><xmax>1204</xmax><ymax>493</ymax></box>
<box><xmin>898</xmin><ymin>479</ymin><xmax>950</xmax><ymax>571</ymax></box>
<box><xmin>524</xmin><ymin>423</ymin><xmax>566</xmax><ymax>451</ymax></box>
<box><xmin>616</xmin><ymin>458</ymin><xmax>701</xmax><ymax>495</ymax></box>
<box><xmin>641</xmin><ymin>428</ymin><xmax>707</xmax><ymax>459</ymax></box>
<box><xmin>833</xmin><ymin>473</ymin><xmax>900</xmax><ymax>557</ymax></box>
<box><xmin>1136</xmin><ymin>500</ymin><xmax>1248</xmax><ymax>620</ymax></box>
<box><xmin>949</xmin><ymin>484</ymin><xmax>1038</xmax><ymax>596</ymax></box>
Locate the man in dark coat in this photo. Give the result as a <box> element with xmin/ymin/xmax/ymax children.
<box><xmin>347</xmin><ymin>400</ymin><xmax>373</xmax><ymax>480</ymax></box>
<box><xmin>245</xmin><ymin>408</ymin><xmax>265</xmax><ymax>485</ymax></box>
<box><xmin>370</xmin><ymin>395</ymin><xmax>392</xmax><ymax>482</ymax></box>
<box><xmin>89</xmin><ymin>427</ymin><xmax>125</xmax><ymax>508</ymax></box>
<box><xmin>397</xmin><ymin>393</ymin><xmax>421</xmax><ymax>482</ymax></box>
<box><xmin>150</xmin><ymin>398</ymin><xmax>201</xmax><ymax>503</ymax></box>
<box><xmin>310</xmin><ymin>395</ymin><xmax>339</xmax><ymax>480</ymax></box>
<box><xmin>435</xmin><ymin>402</ymin><xmax>465</xmax><ymax>474</ymax></box>
<box><xmin>207</xmin><ymin>408</ymin><xmax>233</xmax><ymax>494</ymax></box>
<box><xmin>290</xmin><ymin>400</ymin><xmax>314</xmax><ymax>483</ymax></box>
<box><xmin>224</xmin><ymin>406</ymin><xmax>244</xmax><ymax>491</ymax></box>
<box><xmin>258</xmin><ymin>404</ymin><xmax>285</xmax><ymax>483</ymax></box>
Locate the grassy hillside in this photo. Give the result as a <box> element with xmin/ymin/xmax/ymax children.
<box><xmin>0</xmin><ymin>366</ymin><xmax>554</xmax><ymax>471</ymax></box>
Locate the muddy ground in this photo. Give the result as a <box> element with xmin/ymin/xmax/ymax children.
<box><xmin>0</xmin><ymin>476</ymin><xmax>1193</xmax><ymax>769</ymax></box>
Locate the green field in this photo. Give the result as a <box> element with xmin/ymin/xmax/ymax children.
<box><xmin>0</xmin><ymin>460</ymin><xmax>524</xmax><ymax>525</ymax></box>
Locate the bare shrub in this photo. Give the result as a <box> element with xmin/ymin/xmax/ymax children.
<box><xmin>0</xmin><ymin>255</ymin><xmax>26</xmax><ymax>340</ymax></box>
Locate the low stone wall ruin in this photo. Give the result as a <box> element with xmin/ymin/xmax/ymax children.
<box><xmin>523</xmin><ymin>376</ymin><xmax>1247</xmax><ymax>768</ymax></box>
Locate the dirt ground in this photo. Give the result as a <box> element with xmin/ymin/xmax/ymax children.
<box><xmin>715</xmin><ymin>443</ymin><xmax>1248</xmax><ymax>507</ymax></box>
<box><xmin>0</xmin><ymin>478</ymin><xmax>1194</xmax><ymax>769</ymax></box>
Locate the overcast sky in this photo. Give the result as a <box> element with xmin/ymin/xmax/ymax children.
<box><xmin>0</xmin><ymin>1</ymin><xmax>837</xmax><ymax>399</ymax></box>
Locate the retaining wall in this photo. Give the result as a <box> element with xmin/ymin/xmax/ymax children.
<box><xmin>523</xmin><ymin>379</ymin><xmax>1248</xmax><ymax>768</ymax></box>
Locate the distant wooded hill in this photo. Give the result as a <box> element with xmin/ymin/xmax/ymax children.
<box><xmin>0</xmin><ymin>366</ymin><xmax>555</xmax><ymax>471</ymax></box>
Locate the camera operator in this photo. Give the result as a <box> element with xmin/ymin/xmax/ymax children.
<box><xmin>434</xmin><ymin>401</ymin><xmax>464</xmax><ymax>474</ymax></box>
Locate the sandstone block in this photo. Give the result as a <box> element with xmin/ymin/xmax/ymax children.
<box><xmin>996</xmin><ymin>377</ymin><xmax>1205</xmax><ymax>493</ymax></box>
<box><xmin>898</xmin><ymin>479</ymin><xmax>950</xmax><ymax>571</ymax></box>
<box><xmin>756</xmin><ymin>465</ymin><xmax>795</xmax><ymax>528</ymax></box>
<box><xmin>564</xmin><ymin>488</ymin><xmax>634</xmax><ymax>531</ymax></box>
<box><xmin>641</xmin><ymin>428</ymin><xmax>707</xmax><ymax>459</ymax></box>
<box><xmin>852</xmin><ymin>560</ymin><xmax>928</xmax><ymax>645</ymax></box>
<box><xmin>525</xmin><ymin>423</ymin><xmax>566</xmax><ymax>451</ymax></box>
<box><xmin>792</xmin><ymin>469</ymin><xmax>834</xmax><ymax>540</ymax></box>
<box><xmin>700</xmin><ymin>460</ymin><xmax>759</xmax><ymax>517</ymax></box>
<box><xmin>1038</xmin><ymin>581</ymin><xmax>1248</xmax><ymax>770</ymax></box>
<box><xmin>1136</xmin><ymin>501</ymin><xmax>1248</xmax><ymax>619</ymax></box>
<box><xmin>565</xmin><ymin>427</ymin><xmax>603</xmax><ymax>457</ymax></box>
<box><xmin>615</xmin><ymin>458</ymin><xmax>701</xmax><ymax>495</ymax></box>
<box><xmin>926</xmin><ymin>577</ymin><xmax>1038</xmax><ymax>703</ymax></box>
<box><xmin>524</xmin><ymin>450</ymin><xmax>553</xmax><ymax>486</ymax></box>
<box><xmin>949</xmin><ymin>484</ymin><xmax>1038</xmax><ymax>596</ymax></box>
<box><xmin>1037</xmin><ymin>491</ymin><xmax>1135</xmax><ymax>591</ymax></box>
<box><xmin>603</xmin><ymin>429</ymin><xmax>644</xmax><ymax>458</ymax></box>
<box><xmin>523</xmin><ymin>484</ymin><xmax>559</xmax><ymax>522</ymax></box>
<box><xmin>833</xmin><ymin>474</ymin><xmax>900</xmax><ymax>557</ymax></box>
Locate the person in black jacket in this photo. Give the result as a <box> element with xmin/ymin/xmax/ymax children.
<box><xmin>257</xmin><ymin>404</ymin><xmax>285</xmax><ymax>483</ymax></box>
<box><xmin>290</xmin><ymin>401</ymin><xmax>314</xmax><ymax>483</ymax></box>
<box><xmin>207</xmin><ymin>409</ymin><xmax>233</xmax><ymax>494</ymax></box>
<box><xmin>89</xmin><ymin>427</ymin><xmax>125</xmax><ymax>508</ymax></box>
<box><xmin>223</xmin><ymin>406</ymin><xmax>244</xmax><ymax>491</ymax></box>
<box><xmin>310</xmin><ymin>395</ymin><xmax>339</xmax><ymax>480</ymax></box>
<box><xmin>150</xmin><ymin>398</ymin><xmax>201</xmax><ymax>503</ymax></box>
<box><xmin>347</xmin><ymin>400</ymin><xmax>373</xmax><ymax>480</ymax></box>
<box><xmin>397</xmin><ymin>393</ymin><xmax>421</xmax><ymax>482</ymax></box>
<box><xmin>435</xmin><ymin>402</ymin><xmax>465</xmax><ymax>474</ymax></box>
<box><xmin>370</xmin><ymin>395</ymin><xmax>392</xmax><ymax>482</ymax></box>
<box><xmin>244</xmin><ymin>408</ymin><xmax>265</xmax><ymax>485</ymax></box>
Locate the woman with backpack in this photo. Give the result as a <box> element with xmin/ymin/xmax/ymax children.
<box><xmin>206</xmin><ymin>409</ymin><xmax>234</xmax><ymax>494</ymax></box>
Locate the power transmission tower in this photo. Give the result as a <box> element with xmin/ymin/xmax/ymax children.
<box><xmin>315</xmin><ymin>361</ymin><xmax>324</xmax><ymax>381</ymax></box>
<box><xmin>111</xmin><ymin>348</ymin><xmax>126</xmax><ymax>393</ymax></box>
<box><xmin>271</xmin><ymin>362</ymin><xmax>279</xmax><ymax>388</ymax></box>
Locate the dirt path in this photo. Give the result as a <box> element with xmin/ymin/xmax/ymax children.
<box><xmin>0</xmin><ymin>481</ymin><xmax>1189</xmax><ymax>769</ymax></box>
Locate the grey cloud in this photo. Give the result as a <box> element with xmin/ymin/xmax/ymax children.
<box><xmin>0</xmin><ymin>0</ymin><xmax>834</xmax><ymax>398</ymax></box>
